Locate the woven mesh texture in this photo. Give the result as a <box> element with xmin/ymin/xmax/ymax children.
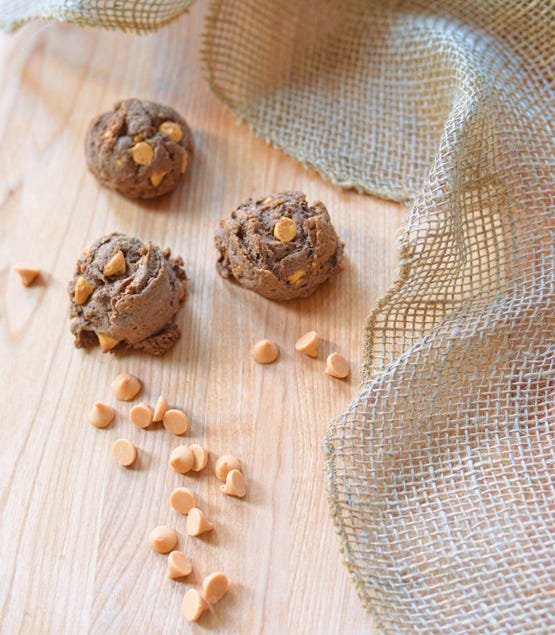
<box><xmin>0</xmin><ymin>0</ymin><xmax>192</xmax><ymax>32</ymax></box>
<box><xmin>2</xmin><ymin>0</ymin><xmax>554</xmax><ymax>631</ymax></box>
<box><xmin>203</xmin><ymin>1</ymin><xmax>555</xmax><ymax>632</ymax></box>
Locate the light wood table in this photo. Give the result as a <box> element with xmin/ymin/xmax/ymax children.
<box><xmin>0</xmin><ymin>3</ymin><xmax>405</xmax><ymax>633</ymax></box>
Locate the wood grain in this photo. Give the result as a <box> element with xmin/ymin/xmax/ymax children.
<box><xmin>0</xmin><ymin>3</ymin><xmax>406</xmax><ymax>633</ymax></box>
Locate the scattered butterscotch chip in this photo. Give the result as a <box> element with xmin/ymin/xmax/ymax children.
<box><xmin>186</xmin><ymin>507</ymin><xmax>214</xmax><ymax>536</ymax></box>
<box><xmin>214</xmin><ymin>455</ymin><xmax>241</xmax><ymax>482</ymax></box>
<box><xmin>130</xmin><ymin>402</ymin><xmax>153</xmax><ymax>429</ymax></box>
<box><xmin>295</xmin><ymin>330</ymin><xmax>318</xmax><ymax>358</ymax></box>
<box><xmin>190</xmin><ymin>444</ymin><xmax>208</xmax><ymax>472</ymax></box>
<box><xmin>251</xmin><ymin>339</ymin><xmax>279</xmax><ymax>364</ymax></box>
<box><xmin>325</xmin><ymin>352</ymin><xmax>350</xmax><ymax>379</ymax></box>
<box><xmin>202</xmin><ymin>572</ymin><xmax>229</xmax><ymax>604</ymax></box>
<box><xmin>130</xmin><ymin>141</ymin><xmax>154</xmax><ymax>166</ymax></box>
<box><xmin>88</xmin><ymin>402</ymin><xmax>115</xmax><ymax>429</ymax></box>
<box><xmin>273</xmin><ymin>217</ymin><xmax>297</xmax><ymax>242</ymax></box>
<box><xmin>163</xmin><ymin>409</ymin><xmax>189</xmax><ymax>435</ymax></box>
<box><xmin>159</xmin><ymin>121</ymin><xmax>183</xmax><ymax>143</ymax></box>
<box><xmin>103</xmin><ymin>250</ymin><xmax>126</xmax><ymax>276</ymax></box>
<box><xmin>153</xmin><ymin>395</ymin><xmax>169</xmax><ymax>422</ymax></box>
<box><xmin>149</xmin><ymin>525</ymin><xmax>178</xmax><ymax>554</ymax></box>
<box><xmin>74</xmin><ymin>276</ymin><xmax>94</xmax><ymax>305</ymax></box>
<box><xmin>169</xmin><ymin>445</ymin><xmax>195</xmax><ymax>474</ymax></box>
<box><xmin>167</xmin><ymin>551</ymin><xmax>192</xmax><ymax>580</ymax></box>
<box><xmin>220</xmin><ymin>469</ymin><xmax>247</xmax><ymax>498</ymax></box>
<box><xmin>111</xmin><ymin>372</ymin><xmax>141</xmax><ymax>401</ymax></box>
<box><xmin>170</xmin><ymin>487</ymin><xmax>198</xmax><ymax>515</ymax></box>
<box><xmin>98</xmin><ymin>332</ymin><xmax>120</xmax><ymax>353</ymax></box>
<box><xmin>14</xmin><ymin>265</ymin><xmax>40</xmax><ymax>287</ymax></box>
<box><xmin>149</xmin><ymin>171</ymin><xmax>168</xmax><ymax>188</ymax></box>
<box><xmin>112</xmin><ymin>438</ymin><xmax>137</xmax><ymax>467</ymax></box>
<box><xmin>182</xmin><ymin>588</ymin><xmax>208</xmax><ymax>622</ymax></box>
<box><xmin>287</xmin><ymin>269</ymin><xmax>306</xmax><ymax>285</ymax></box>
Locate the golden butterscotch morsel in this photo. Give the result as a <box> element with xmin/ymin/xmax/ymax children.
<box><xmin>182</xmin><ymin>588</ymin><xmax>208</xmax><ymax>622</ymax></box>
<box><xmin>273</xmin><ymin>217</ymin><xmax>297</xmax><ymax>243</ymax></box>
<box><xmin>88</xmin><ymin>402</ymin><xmax>115</xmax><ymax>429</ymax></box>
<box><xmin>112</xmin><ymin>438</ymin><xmax>137</xmax><ymax>467</ymax></box>
<box><xmin>325</xmin><ymin>352</ymin><xmax>350</xmax><ymax>379</ymax></box>
<box><xmin>214</xmin><ymin>455</ymin><xmax>241</xmax><ymax>482</ymax></box>
<box><xmin>149</xmin><ymin>171</ymin><xmax>168</xmax><ymax>188</ymax></box>
<box><xmin>98</xmin><ymin>333</ymin><xmax>120</xmax><ymax>353</ymax></box>
<box><xmin>295</xmin><ymin>330</ymin><xmax>318</xmax><ymax>358</ymax></box>
<box><xmin>159</xmin><ymin>121</ymin><xmax>183</xmax><ymax>143</ymax></box>
<box><xmin>202</xmin><ymin>572</ymin><xmax>229</xmax><ymax>605</ymax></box>
<box><xmin>186</xmin><ymin>507</ymin><xmax>214</xmax><ymax>537</ymax></box>
<box><xmin>130</xmin><ymin>141</ymin><xmax>154</xmax><ymax>166</ymax></box>
<box><xmin>190</xmin><ymin>444</ymin><xmax>208</xmax><ymax>472</ymax></box>
<box><xmin>129</xmin><ymin>403</ymin><xmax>153</xmax><ymax>429</ymax></box>
<box><xmin>220</xmin><ymin>469</ymin><xmax>247</xmax><ymax>498</ymax></box>
<box><xmin>13</xmin><ymin>265</ymin><xmax>40</xmax><ymax>287</ymax></box>
<box><xmin>170</xmin><ymin>487</ymin><xmax>198</xmax><ymax>515</ymax></box>
<box><xmin>74</xmin><ymin>276</ymin><xmax>94</xmax><ymax>305</ymax></box>
<box><xmin>103</xmin><ymin>250</ymin><xmax>126</xmax><ymax>277</ymax></box>
<box><xmin>251</xmin><ymin>339</ymin><xmax>279</xmax><ymax>364</ymax></box>
<box><xmin>167</xmin><ymin>551</ymin><xmax>192</xmax><ymax>580</ymax></box>
<box><xmin>169</xmin><ymin>445</ymin><xmax>195</xmax><ymax>474</ymax></box>
<box><xmin>149</xmin><ymin>525</ymin><xmax>178</xmax><ymax>554</ymax></box>
<box><xmin>153</xmin><ymin>395</ymin><xmax>169</xmax><ymax>422</ymax></box>
<box><xmin>111</xmin><ymin>372</ymin><xmax>141</xmax><ymax>401</ymax></box>
<box><xmin>163</xmin><ymin>409</ymin><xmax>189</xmax><ymax>436</ymax></box>
<box><xmin>287</xmin><ymin>269</ymin><xmax>306</xmax><ymax>285</ymax></box>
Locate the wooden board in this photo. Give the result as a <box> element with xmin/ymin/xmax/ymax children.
<box><xmin>0</xmin><ymin>4</ymin><xmax>406</xmax><ymax>633</ymax></box>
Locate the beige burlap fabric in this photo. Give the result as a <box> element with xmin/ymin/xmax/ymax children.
<box><xmin>3</xmin><ymin>0</ymin><xmax>554</xmax><ymax>632</ymax></box>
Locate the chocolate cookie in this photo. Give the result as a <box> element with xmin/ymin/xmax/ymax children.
<box><xmin>85</xmin><ymin>99</ymin><xmax>193</xmax><ymax>199</ymax></box>
<box><xmin>68</xmin><ymin>233</ymin><xmax>187</xmax><ymax>355</ymax></box>
<box><xmin>215</xmin><ymin>191</ymin><xmax>344</xmax><ymax>300</ymax></box>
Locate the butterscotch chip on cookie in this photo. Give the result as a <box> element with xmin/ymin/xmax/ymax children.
<box><xmin>68</xmin><ymin>233</ymin><xmax>187</xmax><ymax>355</ymax></box>
<box><xmin>215</xmin><ymin>191</ymin><xmax>344</xmax><ymax>300</ymax></box>
<box><xmin>85</xmin><ymin>98</ymin><xmax>193</xmax><ymax>199</ymax></box>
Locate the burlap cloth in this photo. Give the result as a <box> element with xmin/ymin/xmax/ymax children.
<box><xmin>3</xmin><ymin>1</ymin><xmax>554</xmax><ymax>632</ymax></box>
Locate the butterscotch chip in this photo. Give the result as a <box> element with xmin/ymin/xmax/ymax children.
<box><xmin>170</xmin><ymin>487</ymin><xmax>198</xmax><ymax>515</ymax></box>
<box><xmin>190</xmin><ymin>444</ymin><xmax>208</xmax><ymax>472</ymax></box>
<box><xmin>214</xmin><ymin>455</ymin><xmax>241</xmax><ymax>482</ymax></box>
<box><xmin>74</xmin><ymin>276</ymin><xmax>94</xmax><ymax>304</ymax></box>
<box><xmin>163</xmin><ymin>409</ymin><xmax>189</xmax><ymax>435</ymax></box>
<box><xmin>167</xmin><ymin>551</ymin><xmax>192</xmax><ymax>579</ymax></box>
<box><xmin>159</xmin><ymin>121</ymin><xmax>183</xmax><ymax>143</ymax></box>
<box><xmin>273</xmin><ymin>217</ymin><xmax>297</xmax><ymax>242</ymax></box>
<box><xmin>180</xmin><ymin>152</ymin><xmax>189</xmax><ymax>174</ymax></box>
<box><xmin>153</xmin><ymin>395</ymin><xmax>169</xmax><ymax>422</ymax></box>
<box><xmin>149</xmin><ymin>525</ymin><xmax>178</xmax><ymax>554</ymax></box>
<box><xmin>130</xmin><ymin>141</ymin><xmax>154</xmax><ymax>165</ymax></box>
<box><xmin>103</xmin><ymin>250</ymin><xmax>126</xmax><ymax>276</ymax></box>
<box><xmin>14</xmin><ymin>265</ymin><xmax>40</xmax><ymax>287</ymax></box>
<box><xmin>182</xmin><ymin>588</ymin><xmax>208</xmax><ymax>622</ymax></box>
<box><xmin>129</xmin><ymin>402</ymin><xmax>153</xmax><ymax>429</ymax></box>
<box><xmin>111</xmin><ymin>372</ymin><xmax>141</xmax><ymax>401</ymax></box>
<box><xmin>169</xmin><ymin>445</ymin><xmax>195</xmax><ymax>474</ymax></box>
<box><xmin>287</xmin><ymin>269</ymin><xmax>306</xmax><ymax>285</ymax></box>
<box><xmin>98</xmin><ymin>333</ymin><xmax>120</xmax><ymax>353</ymax></box>
<box><xmin>88</xmin><ymin>402</ymin><xmax>115</xmax><ymax>429</ymax></box>
<box><xmin>112</xmin><ymin>438</ymin><xmax>137</xmax><ymax>467</ymax></box>
<box><xmin>220</xmin><ymin>469</ymin><xmax>247</xmax><ymax>498</ymax></box>
<box><xmin>251</xmin><ymin>339</ymin><xmax>279</xmax><ymax>364</ymax></box>
<box><xmin>325</xmin><ymin>352</ymin><xmax>350</xmax><ymax>379</ymax></box>
<box><xmin>149</xmin><ymin>171</ymin><xmax>168</xmax><ymax>188</ymax></box>
<box><xmin>186</xmin><ymin>508</ymin><xmax>214</xmax><ymax>536</ymax></box>
<box><xmin>202</xmin><ymin>572</ymin><xmax>229</xmax><ymax>604</ymax></box>
<box><xmin>295</xmin><ymin>330</ymin><xmax>318</xmax><ymax>357</ymax></box>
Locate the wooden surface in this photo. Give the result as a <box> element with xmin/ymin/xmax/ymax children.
<box><xmin>0</xmin><ymin>4</ymin><xmax>405</xmax><ymax>633</ymax></box>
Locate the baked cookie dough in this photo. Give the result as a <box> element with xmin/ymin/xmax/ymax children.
<box><xmin>68</xmin><ymin>233</ymin><xmax>187</xmax><ymax>356</ymax></box>
<box><xmin>215</xmin><ymin>191</ymin><xmax>344</xmax><ymax>300</ymax></box>
<box><xmin>85</xmin><ymin>98</ymin><xmax>193</xmax><ymax>199</ymax></box>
